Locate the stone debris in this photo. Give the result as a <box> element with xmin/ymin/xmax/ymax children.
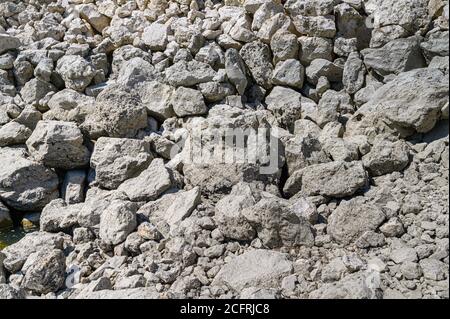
<box><xmin>0</xmin><ymin>0</ymin><xmax>447</xmax><ymax>300</ymax></box>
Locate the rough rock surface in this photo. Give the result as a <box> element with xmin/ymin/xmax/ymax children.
<box><xmin>0</xmin><ymin>0</ymin><xmax>448</xmax><ymax>301</ymax></box>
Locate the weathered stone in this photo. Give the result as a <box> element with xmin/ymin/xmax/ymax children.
<box><xmin>298</xmin><ymin>37</ymin><xmax>333</xmax><ymax>65</ymax></box>
<box><xmin>82</xmin><ymin>84</ymin><xmax>148</xmax><ymax>139</ymax></box>
<box><xmin>306</xmin><ymin>59</ymin><xmax>343</xmax><ymax>85</ymax></box>
<box><xmin>300</xmin><ymin>161</ymin><xmax>368</xmax><ymax>198</ymax></box>
<box><xmin>40</xmin><ymin>199</ymin><xmax>79</xmax><ymax>233</ymax></box>
<box><xmin>165</xmin><ymin>60</ymin><xmax>216</xmax><ymax>87</ymax></box>
<box><xmin>0</xmin><ymin>121</ymin><xmax>32</xmax><ymax>147</ymax></box>
<box><xmin>141</xmin><ymin>187</ymin><xmax>201</xmax><ymax>237</ymax></box>
<box><xmin>361</xmin><ymin>36</ymin><xmax>426</xmax><ymax>76</ymax></box>
<box><xmin>116</xmin><ymin>57</ymin><xmax>156</xmax><ymax>88</ymax></box>
<box><xmin>91</xmin><ymin>137</ymin><xmax>153</xmax><ymax>189</ymax></box>
<box><xmin>349</xmin><ymin>68</ymin><xmax>449</xmax><ymax>135</ymax></box>
<box><xmin>419</xmin><ymin>258</ymin><xmax>447</xmax><ymax>280</ymax></box>
<box><xmin>328</xmin><ymin>198</ymin><xmax>386</xmax><ymax>245</ymax></box>
<box><xmin>56</xmin><ymin>55</ymin><xmax>96</xmax><ymax>92</ymax></box>
<box><xmin>1</xmin><ymin>232</ymin><xmax>66</xmax><ymax>273</ymax></box>
<box><xmin>20</xmin><ymin>78</ymin><xmax>55</xmax><ymax>106</ymax></box>
<box><xmin>270</xmin><ymin>31</ymin><xmax>299</xmax><ymax>64</ymax></box>
<box><xmin>26</xmin><ymin>120</ymin><xmax>90</xmax><ymax>169</ymax></box>
<box><xmin>225</xmin><ymin>48</ymin><xmax>248</xmax><ymax>95</ymax></box>
<box><xmin>292</xmin><ymin>15</ymin><xmax>336</xmax><ymax>38</ymax></box>
<box><xmin>99</xmin><ymin>200</ymin><xmax>139</xmax><ymax>245</ymax></box>
<box><xmin>79</xmin><ymin>4</ymin><xmax>110</xmax><ymax>32</ymax></box>
<box><xmin>212</xmin><ymin>249</ymin><xmax>293</xmax><ymax>291</ymax></box>
<box><xmin>21</xmin><ymin>249</ymin><xmax>65</xmax><ymax>294</ymax></box>
<box><xmin>0</xmin><ymin>34</ymin><xmax>21</xmax><ymax>54</ymax></box>
<box><xmin>118</xmin><ymin>158</ymin><xmax>173</xmax><ymax>202</ymax></box>
<box><xmin>343</xmin><ymin>52</ymin><xmax>366</xmax><ymax>94</ymax></box>
<box><xmin>241</xmin><ymin>195</ymin><xmax>314</xmax><ymax>248</ymax></box>
<box><xmin>171</xmin><ymin>87</ymin><xmax>208</xmax><ymax>117</ymax></box>
<box><xmin>45</xmin><ymin>89</ymin><xmax>94</xmax><ymax>124</ymax></box>
<box><xmin>265</xmin><ymin>86</ymin><xmax>302</xmax><ymax>132</ymax></box>
<box><xmin>215</xmin><ymin>182</ymin><xmax>259</xmax><ymax>241</ymax></box>
<box><xmin>137</xmin><ymin>81</ymin><xmax>176</xmax><ymax>121</ymax></box>
<box><xmin>142</xmin><ymin>23</ymin><xmax>169</xmax><ymax>51</ymax></box>
<box><xmin>0</xmin><ymin>147</ymin><xmax>59</xmax><ymax>211</ymax></box>
<box><xmin>240</xmin><ymin>41</ymin><xmax>273</xmax><ymax>89</ymax></box>
<box><xmin>309</xmin><ymin>272</ymin><xmax>381</xmax><ymax>299</ymax></box>
<box><xmin>271</xmin><ymin>59</ymin><xmax>305</xmax><ymax>89</ymax></box>
<box><xmin>61</xmin><ymin>169</ymin><xmax>86</xmax><ymax>204</ymax></box>
<box><xmin>362</xmin><ymin>139</ymin><xmax>410</xmax><ymax>176</ymax></box>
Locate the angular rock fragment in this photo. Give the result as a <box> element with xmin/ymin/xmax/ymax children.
<box><xmin>165</xmin><ymin>60</ymin><xmax>216</xmax><ymax>87</ymax></box>
<box><xmin>82</xmin><ymin>84</ymin><xmax>148</xmax><ymax>138</ymax></box>
<box><xmin>300</xmin><ymin>161</ymin><xmax>368</xmax><ymax>198</ymax></box>
<box><xmin>171</xmin><ymin>87</ymin><xmax>208</xmax><ymax>117</ymax></box>
<box><xmin>361</xmin><ymin>36</ymin><xmax>426</xmax><ymax>76</ymax></box>
<box><xmin>118</xmin><ymin>158</ymin><xmax>173</xmax><ymax>202</ymax></box>
<box><xmin>0</xmin><ymin>121</ymin><xmax>32</xmax><ymax>147</ymax></box>
<box><xmin>26</xmin><ymin>120</ymin><xmax>90</xmax><ymax>169</ymax></box>
<box><xmin>139</xmin><ymin>187</ymin><xmax>201</xmax><ymax>237</ymax></box>
<box><xmin>213</xmin><ymin>249</ymin><xmax>293</xmax><ymax>291</ymax></box>
<box><xmin>91</xmin><ymin>137</ymin><xmax>153</xmax><ymax>189</ymax></box>
<box><xmin>349</xmin><ymin>68</ymin><xmax>449</xmax><ymax>135</ymax></box>
<box><xmin>142</xmin><ymin>23</ymin><xmax>169</xmax><ymax>51</ymax></box>
<box><xmin>225</xmin><ymin>48</ymin><xmax>248</xmax><ymax>95</ymax></box>
<box><xmin>328</xmin><ymin>198</ymin><xmax>386</xmax><ymax>245</ymax></box>
<box><xmin>99</xmin><ymin>200</ymin><xmax>139</xmax><ymax>245</ymax></box>
<box><xmin>137</xmin><ymin>81</ymin><xmax>175</xmax><ymax>120</ymax></box>
<box><xmin>240</xmin><ymin>41</ymin><xmax>273</xmax><ymax>89</ymax></box>
<box><xmin>21</xmin><ymin>249</ymin><xmax>66</xmax><ymax>295</ymax></box>
<box><xmin>56</xmin><ymin>55</ymin><xmax>96</xmax><ymax>92</ymax></box>
<box><xmin>362</xmin><ymin>139</ymin><xmax>410</xmax><ymax>176</ymax></box>
<box><xmin>0</xmin><ymin>147</ymin><xmax>59</xmax><ymax>211</ymax></box>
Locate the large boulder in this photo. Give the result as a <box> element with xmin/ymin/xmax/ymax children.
<box><xmin>26</xmin><ymin>120</ymin><xmax>90</xmax><ymax>169</ymax></box>
<box><xmin>361</xmin><ymin>36</ymin><xmax>426</xmax><ymax>76</ymax></box>
<box><xmin>56</xmin><ymin>55</ymin><xmax>96</xmax><ymax>92</ymax></box>
<box><xmin>240</xmin><ymin>41</ymin><xmax>274</xmax><ymax>89</ymax></box>
<box><xmin>21</xmin><ymin>249</ymin><xmax>66</xmax><ymax>295</ymax></box>
<box><xmin>362</xmin><ymin>139</ymin><xmax>410</xmax><ymax>176</ymax></box>
<box><xmin>348</xmin><ymin>68</ymin><xmax>449</xmax><ymax>136</ymax></box>
<box><xmin>241</xmin><ymin>195</ymin><xmax>315</xmax><ymax>248</ymax></box>
<box><xmin>138</xmin><ymin>187</ymin><xmax>201</xmax><ymax>238</ymax></box>
<box><xmin>213</xmin><ymin>249</ymin><xmax>293</xmax><ymax>291</ymax></box>
<box><xmin>99</xmin><ymin>200</ymin><xmax>139</xmax><ymax>245</ymax></box>
<box><xmin>0</xmin><ymin>147</ymin><xmax>59</xmax><ymax>211</ymax></box>
<box><xmin>299</xmin><ymin>161</ymin><xmax>368</xmax><ymax>198</ymax></box>
<box><xmin>0</xmin><ymin>34</ymin><xmax>21</xmax><ymax>54</ymax></box>
<box><xmin>118</xmin><ymin>158</ymin><xmax>174</xmax><ymax>202</ymax></box>
<box><xmin>91</xmin><ymin>137</ymin><xmax>153</xmax><ymax>189</ymax></box>
<box><xmin>82</xmin><ymin>84</ymin><xmax>148</xmax><ymax>138</ymax></box>
<box><xmin>1</xmin><ymin>232</ymin><xmax>67</xmax><ymax>273</ymax></box>
<box><xmin>328</xmin><ymin>197</ymin><xmax>386</xmax><ymax>245</ymax></box>
<box><xmin>165</xmin><ymin>60</ymin><xmax>216</xmax><ymax>87</ymax></box>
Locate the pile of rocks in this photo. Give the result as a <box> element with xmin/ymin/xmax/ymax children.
<box><xmin>0</xmin><ymin>0</ymin><xmax>448</xmax><ymax>299</ymax></box>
